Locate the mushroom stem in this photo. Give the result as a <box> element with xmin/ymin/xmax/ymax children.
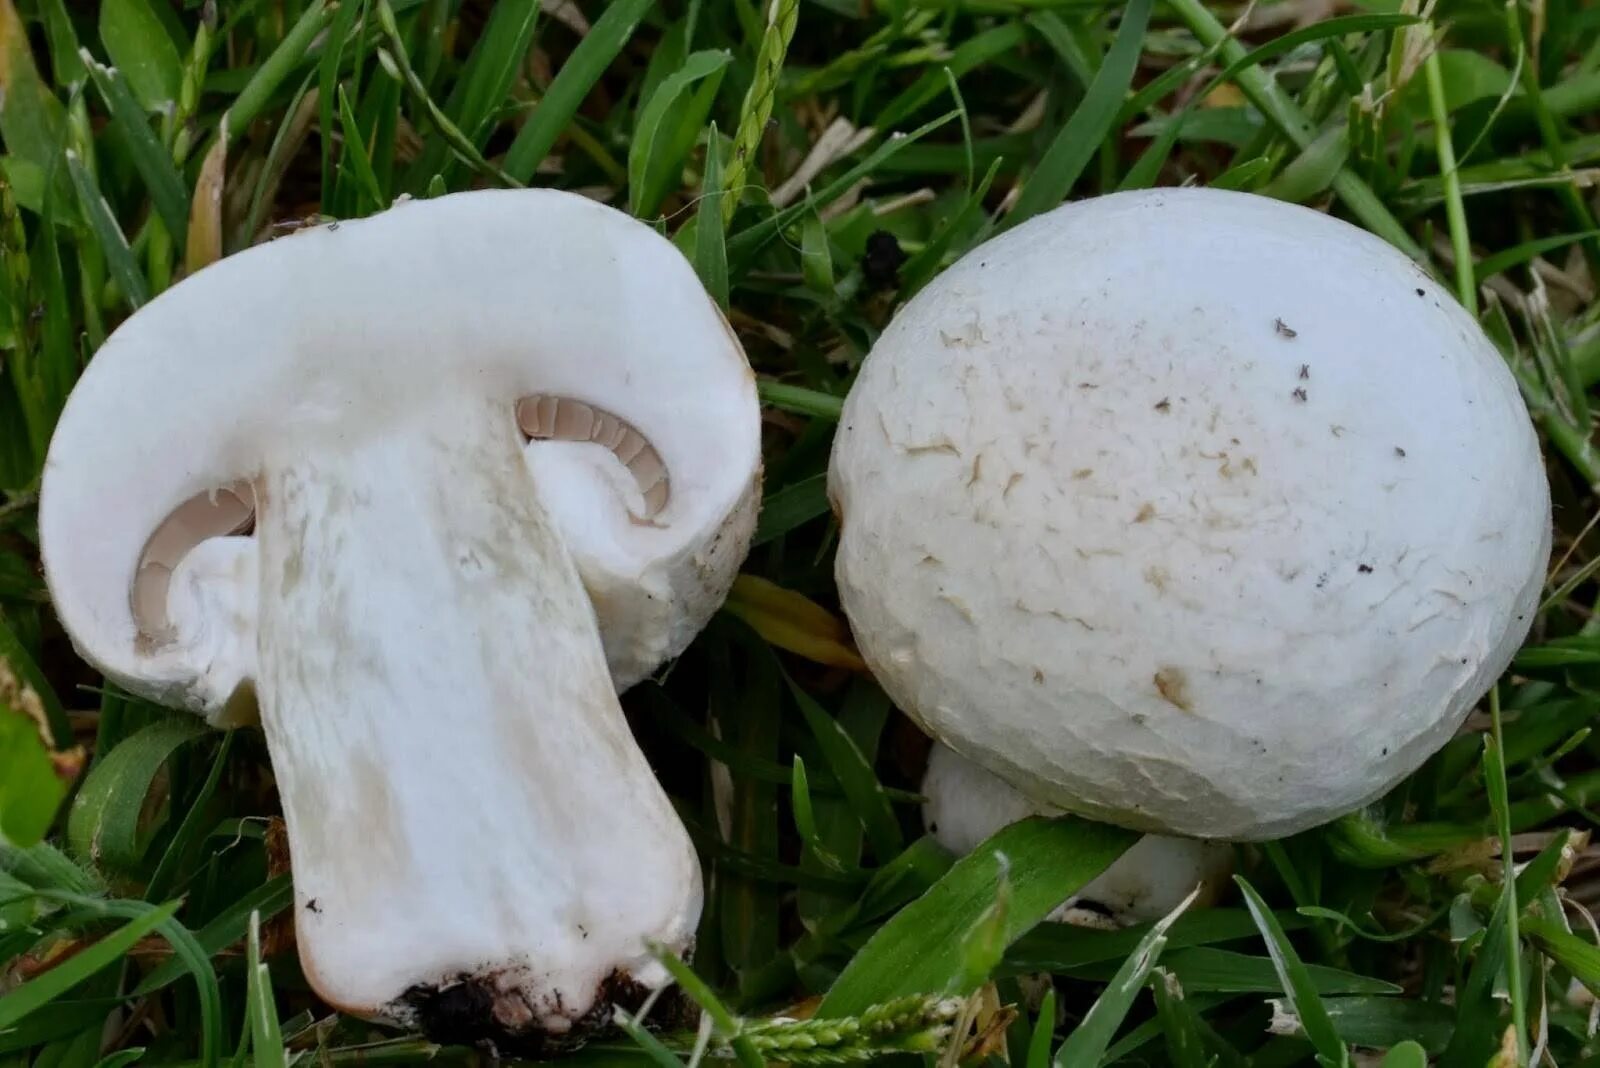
<box><xmin>252</xmin><ymin>392</ymin><xmax>699</xmax><ymax>1041</ymax></box>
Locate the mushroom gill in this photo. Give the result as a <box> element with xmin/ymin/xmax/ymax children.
<box><xmin>516</xmin><ymin>395</ymin><xmax>670</xmax><ymax>518</ymax></box>
<box><xmin>132</xmin><ymin>481</ymin><xmax>256</xmax><ymax>637</ymax></box>
<box><xmin>130</xmin><ymin>400</ymin><xmax>669</xmax><ymax>640</ymax></box>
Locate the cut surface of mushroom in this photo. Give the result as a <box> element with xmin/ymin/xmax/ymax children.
<box><xmin>831</xmin><ymin>187</ymin><xmax>1550</xmax><ymax>840</ymax></box>
<box><xmin>133</xmin><ymin>481</ymin><xmax>255</xmax><ymax>637</ymax></box>
<box><xmin>39</xmin><ymin>188</ymin><xmax>761</xmax><ymax>1046</ymax></box>
<box><xmin>132</xmin><ymin>394</ymin><xmax>674</xmax><ymax>641</ymax></box>
<box><xmin>516</xmin><ymin>395</ymin><xmax>670</xmax><ymax>518</ymax></box>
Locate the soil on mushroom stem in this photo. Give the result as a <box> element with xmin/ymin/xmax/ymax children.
<box><xmin>401</xmin><ymin>971</ymin><xmax>694</xmax><ymax>1055</ymax></box>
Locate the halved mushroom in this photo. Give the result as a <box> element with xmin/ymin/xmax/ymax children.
<box><xmin>39</xmin><ymin>189</ymin><xmax>761</xmax><ymax>1045</ymax></box>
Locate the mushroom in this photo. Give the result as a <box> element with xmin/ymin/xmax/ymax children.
<box><xmin>830</xmin><ymin>187</ymin><xmax>1550</xmax><ymax>841</ymax></box>
<box><xmin>922</xmin><ymin>743</ymin><xmax>1231</xmax><ymax>926</ymax></box>
<box><xmin>39</xmin><ymin>189</ymin><xmax>761</xmax><ymax>1044</ymax></box>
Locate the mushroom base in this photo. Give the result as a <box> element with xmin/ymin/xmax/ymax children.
<box><xmin>251</xmin><ymin>390</ymin><xmax>702</xmax><ymax>1039</ymax></box>
<box><xmin>402</xmin><ymin>969</ymin><xmax>695</xmax><ymax>1054</ymax></box>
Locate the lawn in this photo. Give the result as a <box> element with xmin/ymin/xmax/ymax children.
<box><xmin>3</xmin><ymin>0</ymin><xmax>1600</xmax><ymax>1064</ymax></box>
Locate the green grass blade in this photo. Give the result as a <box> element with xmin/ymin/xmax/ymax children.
<box><xmin>1151</xmin><ymin>969</ymin><xmax>1239</xmax><ymax>1068</ymax></box>
<box><xmin>64</xmin><ymin>150</ymin><xmax>147</xmax><ymax>310</ymax></box>
<box><xmin>1523</xmin><ymin>913</ymin><xmax>1600</xmax><ymax>994</ymax></box>
<box><xmin>1163</xmin><ymin>0</ymin><xmax>1424</xmax><ymax>262</ymax></box>
<box><xmin>1314</xmin><ymin>998</ymin><xmax>1452</xmax><ymax>1055</ymax></box>
<box><xmin>898</xmin><ymin>157</ymin><xmax>1001</xmax><ymax>298</ymax></box>
<box><xmin>1026</xmin><ymin>986</ymin><xmax>1057</xmax><ymax>1068</ymax></box>
<box><xmin>1049</xmin><ymin>946</ymin><xmax>1399</xmax><ymax>996</ymax></box>
<box><xmin>1475</xmin><ymin>230</ymin><xmax>1600</xmax><ymax>284</ymax></box>
<box><xmin>36</xmin><ymin>0</ymin><xmax>84</xmax><ymax>88</ymax></box>
<box><xmin>247</xmin><ymin>911</ymin><xmax>286</xmax><ymax>1068</ymax></box>
<box><xmin>98</xmin><ymin>0</ymin><xmax>184</xmax><ymax>111</ymax></box>
<box><xmin>0</xmin><ymin>900</ymin><xmax>178</xmax><ymax>1029</ymax></box>
<box><xmin>225</xmin><ymin>0</ymin><xmax>330</xmax><ymax>134</ymax></box>
<box><xmin>818</xmin><ymin>817</ymin><xmax>1137</xmax><ymax>1016</ymax></box>
<box><xmin>1483</xmin><ymin>689</ymin><xmax>1527</xmax><ymax>1062</ymax></box>
<box><xmin>81</xmin><ymin>52</ymin><xmax>189</xmax><ymax>239</ymax></box>
<box><xmin>651</xmin><ymin>951</ymin><xmax>763</xmax><ymax>1068</ymax></box>
<box><xmin>144</xmin><ymin>732</ymin><xmax>234</xmax><ymax>902</ymax></box>
<box><xmin>756</xmin><ymin>381</ymin><xmax>842</xmax><ymax>420</ymax></box>
<box><xmin>502</xmin><ymin>0</ymin><xmax>655</xmax><ymax>183</ymax></box>
<box><xmin>753</xmin><ymin>472</ymin><xmax>828</xmax><ymax>546</ymax></box>
<box><xmin>785</xmin><ymin>672</ymin><xmax>901</xmax><ymax>862</ymax></box>
<box><xmin>1439</xmin><ymin>887</ymin><xmax>1512</xmax><ymax>1066</ymax></box>
<box><xmin>612</xmin><ymin>1009</ymin><xmax>687</xmax><ymax>1068</ymax></box>
<box><xmin>1052</xmin><ymin>889</ymin><xmax>1197</xmax><ymax>1066</ymax></box>
<box><xmin>0</xmin><ymin>840</ymin><xmax>101</xmax><ymax>895</ymax></box>
<box><xmin>875</xmin><ymin>23</ymin><xmax>1027</xmax><ymax>132</ymax></box>
<box><xmin>0</xmin><ymin>706</ymin><xmax>68</xmax><ymax>846</ymax></box>
<box><xmin>1211</xmin><ymin>156</ymin><xmax>1272</xmax><ymax>190</ymax></box>
<box><xmin>0</xmin><ymin>1001</ymin><xmax>119</xmax><ymax>1057</ymax></box>
<box><xmin>953</xmin><ymin>863</ymin><xmax>1009</xmax><ymax>994</ymax></box>
<box><xmin>1235</xmin><ymin>876</ymin><xmax>1349</xmax><ymax>1067</ymax></box>
<box><xmin>790</xmin><ymin>756</ymin><xmax>851</xmax><ymax>875</ymax></box>
<box><xmin>66</xmin><ymin>717</ymin><xmax>208</xmax><ymax>874</ymax></box>
<box><xmin>693</xmin><ymin>123</ymin><xmax>729</xmax><ymax>306</ymax></box>
<box><xmin>0</xmin><ymin>0</ymin><xmax>73</xmax><ymax>212</ymax></box>
<box><xmin>1005</xmin><ymin>0</ymin><xmax>1152</xmax><ymax>230</ymax></box>
<box><xmin>1381</xmin><ymin>1041</ymin><xmax>1428</xmax><ymax>1068</ymax></box>
<box><xmin>317</xmin><ymin>0</ymin><xmax>366</xmax><ymax>209</ymax></box>
<box><xmin>440</xmin><ymin>0</ymin><xmax>539</xmax><ymax>149</ymax></box>
<box><xmin>335</xmin><ymin>84</ymin><xmax>386</xmax><ymax>212</ymax></box>
<box><xmin>628</xmin><ymin>50</ymin><xmax>730</xmax><ymax>218</ymax></box>
<box><xmin>727</xmin><ymin>109</ymin><xmax>957</xmax><ymax>262</ymax></box>
<box><xmin>372</xmin><ymin>6</ymin><xmax>519</xmax><ymax>189</ymax></box>
<box><xmin>798</xmin><ymin>200</ymin><xmax>834</xmax><ymax>296</ymax></box>
<box><xmin>1423</xmin><ymin>47</ymin><xmax>1475</xmax><ymax>314</ymax></box>
<box><xmin>0</xmin><ymin>608</ymin><xmax>70</xmax><ymax>750</ymax></box>
<box><xmin>134</xmin><ymin>874</ymin><xmax>293</xmax><ymax>995</ymax></box>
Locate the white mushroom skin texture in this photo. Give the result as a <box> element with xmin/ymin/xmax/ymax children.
<box><xmin>831</xmin><ymin>188</ymin><xmax>1550</xmax><ymax>841</ymax></box>
<box><xmin>921</xmin><ymin>743</ymin><xmax>1231</xmax><ymax>924</ymax></box>
<box><xmin>39</xmin><ymin>189</ymin><xmax>761</xmax><ymax>1044</ymax></box>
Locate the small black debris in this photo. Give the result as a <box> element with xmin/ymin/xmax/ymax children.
<box><xmin>1299</xmin><ymin>364</ymin><xmax>1310</xmax><ymax>380</ymax></box>
<box><xmin>1291</xmin><ymin>387</ymin><xmax>1308</xmax><ymax>402</ymax></box>
<box><xmin>1155</xmin><ymin>397</ymin><xmax>1171</xmax><ymax>412</ymax></box>
<box><xmin>1357</xmin><ymin>563</ymin><xmax>1373</xmax><ymax>574</ymax></box>
<box><xmin>1394</xmin><ymin>446</ymin><xmax>1407</xmax><ymax>457</ymax></box>
<box><xmin>862</xmin><ymin>231</ymin><xmax>908</xmax><ymax>287</ymax></box>
<box><xmin>1275</xmin><ymin>318</ymin><xmax>1298</xmax><ymax>339</ymax></box>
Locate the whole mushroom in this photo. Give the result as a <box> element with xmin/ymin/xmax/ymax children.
<box><xmin>830</xmin><ymin>188</ymin><xmax>1550</xmax><ymax>841</ymax></box>
<box><xmin>922</xmin><ymin>743</ymin><xmax>1231</xmax><ymax>926</ymax></box>
<box><xmin>40</xmin><ymin>190</ymin><xmax>761</xmax><ymax>1045</ymax></box>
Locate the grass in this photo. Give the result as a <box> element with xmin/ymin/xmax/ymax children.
<box><xmin>2</xmin><ymin>0</ymin><xmax>1600</xmax><ymax>1063</ymax></box>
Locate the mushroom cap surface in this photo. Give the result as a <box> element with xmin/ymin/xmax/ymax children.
<box><xmin>40</xmin><ymin>188</ymin><xmax>759</xmax><ymax>717</ymax></box>
<box><xmin>833</xmin><ymin>188</ymin><xmax>1550</xmax><ymax>840</ymax></box>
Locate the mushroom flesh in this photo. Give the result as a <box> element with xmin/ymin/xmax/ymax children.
<box><xmin>40</xmin><ymin>189</ymin><xmax>761</xmax><ymax>1044</ymax></box>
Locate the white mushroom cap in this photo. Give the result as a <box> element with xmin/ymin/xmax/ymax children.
<box><xmin>44</xmin><ymin>188</ymin><xmax>758</xmax><ymax>717</ymax></box>
<box><xmin>833</xmin><ymin>188</ymin><xmax>1550</xmax><ymax>841</ymax></box>
<box><xmin>39</xmin><ymin>189</ymin><xmax>760</xmax><ymax>1041</ymax></box>
<box><xmin>921</xmin><ymin>743</ymin><xmax>1231</xmax><ymax>924</ymax></box>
